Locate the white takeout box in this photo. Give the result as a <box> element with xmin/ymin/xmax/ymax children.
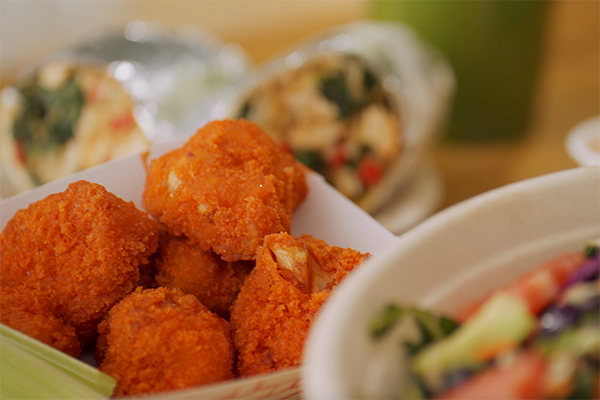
<box><xmin>303</xmin><ymin>166</ymin><xmax>600</xmax><ymax>399</ymax></box>
<box><xmin>0</xmin><ymin>135</ymin><xmax>397</xmax><ymax>400</ymax></box>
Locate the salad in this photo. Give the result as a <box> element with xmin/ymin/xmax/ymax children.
<box><xmin>370</xmin><ymin>239</ymin><xmax>600</xmax><ymax>399</ymax></box>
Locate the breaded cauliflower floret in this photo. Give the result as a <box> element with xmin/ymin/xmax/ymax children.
<box><xmin>230</xmin><ymin>233</ymin><xmax>369</xmax><ymax>376</ymax></box>
<box><xmin>0</xmin><ymin>287</ymin><xmax>81</xmax><ymax>357</ymax></box>
<box><xmin>0</xmin><ymin>180</ymin><xmax>160</xmax><ymax>344</ymax></box>
<box><xmin>96</xmin><ymin>287</ymin><xmax>234</xmax><ymax>396</ymax></box>
<box><xmin>142</xmin><ymin>119</ymin><xmax>308</xmax><ymax>262</ymax></box>
<box><xmin>154</xmin><ymin>232</ymin><xmax>254</xmax><ymax>319</ymax></box>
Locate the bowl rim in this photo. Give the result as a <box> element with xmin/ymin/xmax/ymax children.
<box><xmin>565</xmin><ymin>115</ymin><xmax>600</xmax><ymax>166</ymax></box>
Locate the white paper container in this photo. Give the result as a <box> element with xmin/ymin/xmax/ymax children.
<box><xmin>303</xmin><ymin>166</ymin><xmax>600</xmax><ymax>399</ymax></box>
<box><xmin>0</xmin><ymin>135</ymin><xmax>397</xmax><ymax>399</ymax></box>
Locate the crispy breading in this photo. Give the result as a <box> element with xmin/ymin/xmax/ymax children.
<box><xmin>0</xmin><ymin>180</ymin><xmax>160</xmax><ymax>344</ymax></box>
<box><xmin>154</xmin><ymin>232</ymin><xmax>253</xmax><ymax>320</ymax></box>
<box><xmin>0</xmin><ymin>287</ymin><xmax>81</xmax><ymax>357</ymax></box>
<box><xmin>230</xmin><ymin>233</ymin><xmax>369</xmax><ymax>376</ymax></box>
<box><xmin>142</xmin><ymin>119</ymin><xmax>308</xmax><ymax>262</ymax></box>
<box><xmin>97</xmin><ymin>287</ymin><xmax>234</xmax><ymax>396</ymax></box>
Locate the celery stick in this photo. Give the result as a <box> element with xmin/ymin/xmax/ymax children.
<box><xmin>1</xmin><ymin>338</ymin><xmax>107</xmax><ymax>399</ymax></box>
<box><xmin>0</xmin><ymin>324</ymin><xmax>116</xmax><ymax>398</ymax></box>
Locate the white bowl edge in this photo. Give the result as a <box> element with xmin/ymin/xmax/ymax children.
<box><xmin>565</xmin><ymin>115</ymin><xmax>600</xmax><ymax>166</ymax></box>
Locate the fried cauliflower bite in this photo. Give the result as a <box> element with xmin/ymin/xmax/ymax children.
<box><xmin>0</xmin><ymin>287</ymin><xmax>81</xmax><ymax>357</ymax></box>
<box><xmin>0</xmin><ymin>180</ymin><xmax>160</xmax><ymax>344</ymax></box>
<box><xmin>154</xmin><ymin>232</ymin><xmax>254</xmax><ymax>320</ymax></box>
<box><xmin>96</xmin><ymin>287</ymin><xmax>235</xmax><ymax>396</ymax></box>
<box><xmin>142</xmin><ymin>119</ymin><xmax>308</xmax><ymax>262</ymax></box>
<box><xmin>230</xmin><ymin>233</ymin><xmax>369</xmax><ymax>376</ymax></box>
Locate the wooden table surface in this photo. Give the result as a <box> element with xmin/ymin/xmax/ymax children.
<box><xmin>430</xmin><ymin>0</ymin><xmax>600</xmax><ymax>207</ymax></box>
<box><xmin>136</xmin><ymin>0</ymin><xmax>599</xmax><ymax>210</ymax></box>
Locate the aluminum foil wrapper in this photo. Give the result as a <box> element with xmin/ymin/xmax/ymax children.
<box><xmin>226</xmin><ymin>21</ymin><xmax>454</xmax><ymax>214</ymax></box>
<box><xmin>0</xmin><ymin>20</ymin><xmax>249</xmax><ymax>198</ymax></box>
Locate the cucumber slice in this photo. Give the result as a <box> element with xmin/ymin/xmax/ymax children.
<box><xmin>413</xmin><ymin>293</ymin><xmax>536</xmax><ymax>392</ymax></box>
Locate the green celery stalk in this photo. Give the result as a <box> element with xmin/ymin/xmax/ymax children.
<box><xmin>0</xmin><ymin>324</ymin><xmax>115</xmax><ymax>399</ymax></box>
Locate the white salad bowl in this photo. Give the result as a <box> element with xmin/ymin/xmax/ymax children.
<box><xmin>302</xmin><ymin>166</ymin><xmax>600</xmax><ymax>399</ymax></box>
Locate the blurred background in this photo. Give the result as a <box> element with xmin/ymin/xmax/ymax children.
<box><xmin>1</xmin><ymin>0</ymin><xmax>598</xmax><ymax>225</ymax></box>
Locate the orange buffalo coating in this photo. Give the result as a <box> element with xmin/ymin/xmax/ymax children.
<box><xmin>0</xmin><ymin>180</ymin><xmax>160</xmax><ymax>345</ymax></box>
<box><xmin>153</xmin><ymin>232</ymin><xmax>254</xmax><ymax>320</ymax></box>
<box><xmin>96</xmin><ymin>287</ymin><xmax>235</xmax><ymax>396</ymax></box>
<box><xmin>142</xmin><ymin>119</ymin><xmax>308</xmax><ymax>262</ymax></box>
<box><xmin>0</xmin><ymin>287</ymin><xmax>81</xmax><ymax>357</ymax></box>
<box><xmin>230</xmin><ymin>233</ymin><xmax>369</xmax><ymax>376</ymax></box>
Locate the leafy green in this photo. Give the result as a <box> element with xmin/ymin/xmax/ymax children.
<box><xmin>363</xmin><ymin>68</ymin><xmax>377</xmax><ymax>92</ymax></box>
<box><xmin>567</xmin><ymin>363</ymin><xmax>596</xmax><ymax>400</ymax></box>
<box><xmin>319</xmin><ymin>72</ymin><xmax>355</xmax><ymax>119</ymax></box>
<box><xmin>238</xmin><ymin>101</ymin><xmax>251</xmax><ymax>119</ymax></box>
<box><xmin>406</xmin><ymin>310</ymin><xmax>460</xmax><ymax>356</ymax></box>
<box><xmin>584</xmin><ymin>246</ymin><xmax>597</xmax><ymax>258</ymax></box>
<box><xmin>440</xmin><ymin>316</ymin><xmax>461</xmax><ymax>336</ymax></box>
<box><xmin>13</xmin><ymin>74</ymin><xmax>84</xmax><ymax>155</ymax></box>
<box><xmin>295</xmin><ymin>149</ymin><xmax>326</xmax><ymax>176</ymax></box>
<box><xmin>370</xmin><ymin>304</ymin><xmax>404</xmax><ymax>339</ymax></box>
<box><xmin>369</xmin><ymin>304</ymin><xmax>460</xmax><ymax>345</ymax></box>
